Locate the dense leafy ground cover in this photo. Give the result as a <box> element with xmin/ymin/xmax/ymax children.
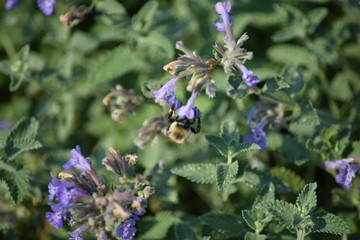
<box><xmin>0</xmin><ymin>0</ymin><xmax>360</xmax><ymax>239</ymax></box>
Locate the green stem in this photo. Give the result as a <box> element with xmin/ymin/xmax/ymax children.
<box><xmin>296</xmin><ymin>228</ymin><xmax>306</xmax><ymax>240</ymax></box>
<box><xmin>227</xmin><ymin>154</ymin><xmax>232</xmax><ymax>165</ymax></box>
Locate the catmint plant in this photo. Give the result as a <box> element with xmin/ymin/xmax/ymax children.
<box><xmin>46</xmin><ymin>146</ymin><xmax>155</xmax><ymax>239</ymax></box>
<box><xmin>324</xmin><ymin>157</ymin><xmax>360</xmax><ymax>189</ymax></box>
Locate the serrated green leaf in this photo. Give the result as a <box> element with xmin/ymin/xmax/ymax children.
<box><xmin>4</xmin><ymin>138</ymin><xmax>42</xmax><ymax>161</ymax></box>
<box><xmin>216</xmin><ymin>161</ymin><xmax>238</xmax><ymax>190</ymax></box>
<box><xmin>88</xmin><ymin>46</ymin><xmax>145</xmax><ymax>84</ymax></box>
<box><xmin>205</xmin><ymin>135</ymin><xmax>228</xmax><ymax>157</ymax></box>
<box><xmin>310</xmin><ymin>212</ymin><xmax>350</xmax><ymax>235</ymax></box>
<box><xmin>132</xmin><ymin>0</ymin><xmax>158</xmax><ymax>32</ymax></box>
<box><xmin>228</xmin><ymin>75</ymin><xmax>241</xmax><ymax>90</ymax></box>
<box><xmin>263</xmin><ymin>76</ymin><xmax>290</xmax><ymax>93</ymax></box>
<box><xmin>281</xmin><ymin>65</ymin><xmax>304</xmax><ymax>94</ymax></box>
<box><xmin>266</xmin><ymin>44</ymin><xmax>316</xmax><ymax>67</ymax></box>
<box><xmin>242</xmin><ymin>210</ymin><xmax>258</xmax><ymax>231</ymax></box>
<box><xmin>6</xmin><ymin>117</ymin><xmax>39</xmax><ymax>141</ymax></box>
<box><xmin>262</xmin><ymin>91</ymin><xmax>296</xmax><ymax>106</ymax></box>
<box><xmin>253</xmin><ymin>183</ymin><xmax>275</xmax><ymax>206</ymax></box>
<box><xmin>220</xmin><ymin>120</ymin><xmax>239</xmax><ymax>145</ymax></box>
<box><xmin>290</xmin><ymin>100</ymin><xmax>320</xmax><ymax>126</ymax></box>
<box><xmin>232</xmin><ymin>142</ymin><xmax>260</xmax><ymax>158</ymax></box>
<box><xmin>137</xmin><ymin>211</ymin><xmax>175</xmax><ymax>239</ymax></box>
<box><xmin>174</xmin><ymin>223</ymin><xmax>198</xmax><ymax>240</ymax></box>
<box><xmin>171</xmin><ymin>163</ymin><xmax>216</xmax><ymax>184</ymax></box>
<box><xmin>200</xmin><ymin>213</ymin><xmax>245</xmax><ymax>237</ymax></box>
<box><xmin>306</xmin><ymin>8</ymin><xmax>328</xmax><ymax>34</ymax></box>
<box><xmin>0</xmin><ymin>167</ymin><xmax>29</xmax><ymax>204</ymax></box>
<box><xmin>244</xmin><ymin>232</ymin><xmax>267</xmax><ymax>240</ymax></box>
<box><xmin>296</xmin><ymin>183</ymin><xmax>317</xmax><ymax>216</ymax></box>
<box><xmin>260</xmin><ymin>200</ymin><xmax>300</xmax><ymax>229</ymax></box>
<box><xmin>9</xmin><ymin>45</ymin><xmax>30</xmax><ymax>92</ymax></box>
<box><xmin>243</xmin><ymin>168</ymin><xmax>290</xmax><ymax>193</ymax></box>
<box><xmin>96</xmin><ymin>0</ymin><xmax>126</xmax><ymax>15</ymax></box>
<box><xmin>270</xmin><ymin>167</ymin><xmax>305</xmax><ymax>193</ymax></box>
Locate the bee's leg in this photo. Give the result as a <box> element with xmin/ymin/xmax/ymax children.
<box><xmin>190</xmin><ymin>117</ymin><xmax>201</xmax><ymax>134</ymax></box>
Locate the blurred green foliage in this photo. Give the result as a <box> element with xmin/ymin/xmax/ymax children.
<box><xmin>0</xmin><ymin>0</ymin><xmax>360</xmax><ymax>239</ymax></box>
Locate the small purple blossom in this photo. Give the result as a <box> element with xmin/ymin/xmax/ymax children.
<box><xmin>46</xmin><ymin>203</ymin><xmax>68</xmax><ymax>229</ymax></box>
<box><xmin>165</xmin><ymin>91</ymin><xmax>181</xmax><ymax>110</ymax></box>
<box><xmin>37</xmin><ymin>0</ymin><xmax>56</xmax><ymax>15</ymax></box>
<box><xmin>117</xmin><ymin>215</ymin><xmax>140</xmax><ymax>239</ymax></box>
<box><xmin>243</xmin><ymin>126</ymin><xmax>266</xmax><ymax>151</ymax></box>
<box><xmin>178</xmin><ymin>91</ymin><xmax>200</xmax><ymax>119</ymax></box>
<box><xmin>62</xmin><ymin>145</ymin><xmax>92</xmax><ymax>172</ymax></box>
<box><xmin>324</xmin><ymin>158</ymin><xmax>360</xmax><ymax>189</ymax></box>
<box><xmin>5</xmin><ymin>0</ymin><xmax>19</xmax><ymax>10</ymax></box>
<box><xmin>68</xmin><ymin>224</ymin><xmax>88</xmax><ymax>240</ymax></box>
<box><xmin>236</xmin><ymin>62</ymin><xmax>259</xmax><ymax>87</ymax></box>
<box><xmin>153</xmin><ymin>77</ymin><xmax>179</xmax><ymax>100</ymax></box>
<box><xmin>214</xmin><ymin>1</ymin><xmax>233</xmax><ymax>33</ymax></box>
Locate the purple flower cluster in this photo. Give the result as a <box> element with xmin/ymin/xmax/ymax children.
<box><xmin>4</xmin><ymin>0</ymin><xmax>56</xmax><ymax>15</ymax></box>
<box><xmin>46</xmin><ymin>146</ymin><xmax>154</xmax><ymax>240</ymax></box>
<box><xmin>243</xmin><ymin>107</ymin><xmax>267</xmax><ymax>151</ymax></box>
<box><xmin>214</xmin><ymin>1</ymin><xmax>259</xmax><ymax>87</ymax></box>
<box><xmin>324</xmin><ymin>158</ymin><xmax>360</xmax><ymax>189</ymax></box>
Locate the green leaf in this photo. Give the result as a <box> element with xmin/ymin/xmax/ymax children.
<box><xmin>4</xmin><ymin>138</ymin><xmax>42</xmax><ymax>161</ymax></box>
<box><xmin>260</xmin><ymin>200</ymin><xmax>300</xmax><ymax>229</ymax></box>
<box><xmin>329</xmin><ymin>73</ymin><xmax>352</xmax><ymax>101</ymax></box>
<box><xmin>281</xmin><ymin>65</ymin><xmax>304</xmax><ymax>94</ymax></box>
<box><xmin>137</xmin><ymin>211</ymin><xmax>175</xmax><ymax>239</ymax></box>
<box><xmin>296</xmin><ymin>183</ymin><xmax>317</xmax><ymax>216</ymax></box>
<box><xmin>228</xmin><ymin>75</ymin><xmax>241</xmax><ymax>90</ymax></box>
<box><xmin>96</xmin><ymin>0</ymin><xmax>126</xmax><ymax>15</ymax></box>
<box><xmin>205</xmin><ymin>135</ymin><xmax>228</xmax><ymax>157</ymax></box>
<box><xmin>220</xmin><ymin>120</ymin><xmax>239</xmax><ymax>145</ymax></box>
<box><xmin>306</xmin><ymin>8</ymin><xmax>328</xmax><ymax>34</ymax></box>
<box><xmin>174</xmin><ymin>223</ymin><xmax>198</xmax><ymax>240</ymax></box>
<box><xmin>0</xmin><ymin>167</ymin><xmax>29</xmax><ymax>204</ymax></box>
<box><xmin>262</xmin><ymin>91</ymin><xmax>296</xmax><ymax>106</ymax></box>
<box><xmin>290</xmin><ymin>100</ymin><xmax>320</xmax><ymax>126</ymax></box>
<box><xmin>9</xmin><ymin>45</ymin><xmax>30</xmax><ymax>92</ymax></box>
<box><xmin>88</xmin><ymin>46</ymin><xmax>145</xmax><ymax>84</ymax></box>
<box><xmin>233</xmin><ymin>143</ymin><xmax>260</xmax><ymax>156</ymax></box>
<box><xmin>310</xmin><ymin>212</ymin><xmax>350</xmax><ymax>235</ymax></box>
<box><xmin>270</xmin><ymin>167</ymin><xmax>305</xmax><ymax>193</ymax></box>
<box><xmin>132</xmin><ymin>0</ymin><xmax>159</xmax><ymax>32</ymax></box>
<box><xmin>6</xmin><ymin>117</ymin><xmax>39</xmax><ymax>141</ymax></box>
<box><xmin>263</xmin><ymin>76</ymin><xmax>290</xmax><ymax>93</ymax></box>
<box><xmin>171</xmin><ymin>163</ymin><xmax>216</xmax><ymax>184</ymax></box>
<box><xmin>242</xmin><ymin>168</ymin><xmax>290</xmax><ymax>193</ymax></box>
<box><xmin>266</xmin><ymin>44</ymin><xmax>316</xmax><ymax>67</ymax></box>
<box><xmin>253</xmin><ymin>184</ymin><xmax>276</xmax><ymax>206</ymax></box>
<box><xmin>216</xmin><ymin>161</ymin><xmax>238</xmax><ymax>190</ymax></box>
<box><xmin>141</xmin><ymin>32</ymin><xmax>174</xmax><ymax>59</ymax></box>
<box><xmin>68</xmin><ymin>31</ymin><xmax>99</xmax><ymax>53</ymax></box>
<box><xmin>351</xmin><ymin>141</ymin><xmax>360</xmax><ymax>156</ymax></box>
<box><xmin>244</xmin><ymin>232</ymin><xmax>267</xmax><ymax>240</ymax></box>
<box><xmin>200</xmin><ymin>213</ymin><xmax>245</xmax><ymax>237</ymax></box>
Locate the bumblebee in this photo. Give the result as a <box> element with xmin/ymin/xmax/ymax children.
<box><xmin>167</xmin><ymin>108</ymin><xmax>201</xmax><ymax>144</ymax></box>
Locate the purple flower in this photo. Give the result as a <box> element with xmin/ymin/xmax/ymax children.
<box><xmin>117</xmin><ymin>215</ymin><xmax>140</xmax><ymax>239</ymax></box>
<box><xmin>178</xmin><ymin>91</ymin><xmax>200</xmax><ymax>119</ymax></box>
<box><xmin>5</xmin><ymin>0</ymin><xmax>19</xmax><ymax>10</ymax></box>
<box><xmin>68</xmin><ymin>224</ymin><xmax>88</xmax><ymax>240</ymax></box>
<box><xmin>165</xmin><ymin>91</ymin><xmax>181</xmax><ymax>110</ymax></box>
<box><xmin>236</xmin><ymin>62</ymin><xmax>259</xmax><ymax>87</ymax></box>
<box><xmin>62</xmin><ymin>146</ymin><xmax>92</xmax><ymax>172</ymax></box>
<box><xmin>37</xmin><ymin>0</ymin><xmax>56</xmax><ymax>15</ymax></box>
<box><xmin>243</xmin><ymin>126</ymin><xmax>266</xmax><ymax>151</ymax></box>
<box><xmin>324</xmin><ymin>158</ymin><xmax>360</xmax><ymax>189</ymax></box>
<box><xmin>132</xmin><ymin>197</ymin><xmax>147</xmax><ymax>216</ymax></box>
<box><xmin>46</xmin><ymin>203</ymin><xmax>68</xmax><ymax>229</ymax></box>
<box><xmin>214</xmin><ymin>1</ymin><xmax>233</xmax><ymax>33</ymax></box>
<box><xmin>153</xmin><ymin>78</ymin><xmax>179</xmax><ymax>100</ymax></box>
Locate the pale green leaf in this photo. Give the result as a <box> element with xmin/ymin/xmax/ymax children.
<box><xmin>271</xmin><ymin>167</ymin><xmax>305</xmax><ymax>193</ymax></box>
<box><xmin>243</xmin><ymin>168</ymin><xmax>290</xmax><ymax>193</ymax></box>
<box><xmin>4</xmin><ymin>138</ymin><xmax>42</xmax><ymax>161</ymax></box>
<box><xmin>132</xmin><ymin>0</ymin><xmax>159</xmax><ymax>32</ymax></box>
<box><xmin>296</xmin><ymin>183</ymin><xmax>317</xmax><ymax>216</ymax></box>
<box><xmin>96</xmin><ymin>0</ymin><xmax>126</xmax><ymax>15</ymax></box>
<box><xmin>220</xmin><ymin>120</ymin><xmax>239</xmax><ymax>145</ymax></box>
<box><xmin>310</xmin><ymin>212</ymin><xmax>350</xmax><ymax>235</ymax></box>
<box><xmin>244</xmin><ymin>232</ymin><xmax>267</xmax><ymax>240</ymax></box>
<box><xmin>9</xmin><ymin>45</ymin><xmax>30</xmax><ymax>92</ymax></box>
<box><xmin>262</xmin><ymin>91</ymin><xmax>296</xmax><ymax>106</ymax></box>
<box><xmin>200</xmin><ymin>213</ymin><xmax>245</xmax><ymax>237</ymax></box>
<box><xmin>174</xmin><ymin>223</ymin><xmax>198</xmax><ymax>240</ymax></box>
<box><xmin>0</xmin><ymin>167</ymin><xmax>29</xmax><ymax>204</ymax></box>
<box><xmin>137</xmin><ymin>211</ymin><xmax>175</xmax><ymax>239</ymax></box>
<box><xmin>216</xmin><ymin>161</ymin><xmax>238</xmax><ymax>190</ymax></box>
<box><xmin>260</xmin><ymin>200</ymin><xmax>300</xmax><ymax>229</ymax></box>
<box><xmin>266</xmin><ymin>44</ymin><xmax>316</xmax><ymax>67</ymax></box>
<box><xmin>205</xmin><ymin>135</ymin><xmax>227</xmax><ymax>157</ymax></box>
<box><xmin>306</xmin><ymin>8</ymin><xmax>328</xmax><ymax>34</ymax></box>
<box><xmin>88</xmin><ymin>46</ymin><xmax>145</xmax><ymax>84</ymax></box>
<box><xmin>171</xmin><ymin>163</ymin><xmax>216</xmax><ymax>184</ymax></box>
<box><xmin>6</xmin><ymin>117</ymin><xmax>39</xmax><ymax>141</ymax></box>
